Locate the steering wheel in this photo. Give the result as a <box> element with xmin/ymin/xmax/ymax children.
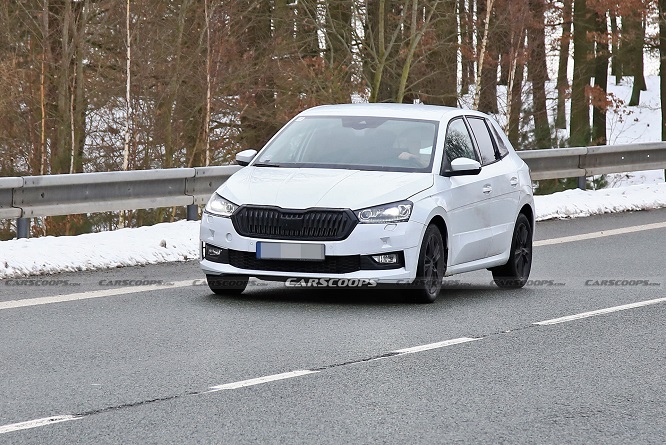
<box><xmin>397</xmin><ymin>155</ymin><xmax>423</xmax><ymax>168</ymax></box>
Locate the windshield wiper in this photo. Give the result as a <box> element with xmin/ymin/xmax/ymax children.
<box><xmin>253</xmin><ymin>162</ymin><xmax>281</xmax><ymax>167</ymax></box>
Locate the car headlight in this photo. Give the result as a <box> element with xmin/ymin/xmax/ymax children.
<box><xmin>356</xmin><ymin>200</ymin><xmax>412</xmax><ymax>224</ymax></box>
<box><xmin>204</xmin><ymin>194</ymin><xmax>238</xmax><ymax>217</ymax></box>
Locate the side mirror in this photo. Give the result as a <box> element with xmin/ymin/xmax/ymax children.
<box><xmin>444</xmin><ymin>157</ymin><xmax>482</xmax><ymax>177</ymax></box>
<box><xmin>236</xmin><ymin>149</ymin><xmax>257</xmax><ymax>166</ymax></box>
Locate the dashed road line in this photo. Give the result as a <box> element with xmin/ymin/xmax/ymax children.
<box><xmin>534</xmin><ymin>221</ymin><xmax>666</xmax><ymax>247</ymax></box>
<box><xmin>0</xmin><ymin>336</ymin><xmax>477</xmax><ymax>435</ymax></box>
<box><xmin>4</xmin><ymin>293</ymin><xmax>666</xmax><ymax>435</ymax></box>
<box><xmin>534</xmin><ymin>296</ymin><xmax>666</xmax><ymax>326</ymax></box>
<box><xmin>0</xmin><ymin>280</ymin><xmax>193</xmax><ymax>311</ymax></box>
<box><xmin>392</xmin><ymin>337</ymin><xmax>479</xmax><ymax>354</ymax></box>
<box><xmin>207</xmin><ymin>370</ymin><xmax>319</xmax><ymax>392</ymax></box>
<box><xmin>0</xmin><ymin>416</ymin><xmax>80</xmax><ymax>434</ymax></box>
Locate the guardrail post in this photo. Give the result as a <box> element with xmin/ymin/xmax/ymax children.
<box><xmin>186</xmin><ymin>204</ymin><xmax>199</xmax><ymax>221</ymax></box>
<box><xmin>16</xmin><ymin>217</ymin><xmax>29</xmax><ymax>239</ymax></box>
<box><xmin>577</xmin><ymin>176</ymin><xmax>586</xmax><ymax>190</ymax></box>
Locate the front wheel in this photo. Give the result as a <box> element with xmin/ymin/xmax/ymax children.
<box><xmin>491</xmin><ymin>214</ymin><xmax>532</xmax><ymax>289</ymax></box>
<box><xmin>405</xmin><ymin>224</ymin><xmax>446</xmax><ymax>304</ymax></box>
<box><xmin>206</xmin><ymin>274</ymin><xmax>249</xmax><ymax>295</ymax></box>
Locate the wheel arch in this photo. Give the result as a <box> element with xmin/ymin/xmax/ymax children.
<box><xmin>427</xmin><ymin>214</ymin><xmax>448</xmax><ymax>245</ymax></box>
<box><xmin>519</xmin><ymin>203</ymin><xmax>535</xmax><ymax>229</ymax></box>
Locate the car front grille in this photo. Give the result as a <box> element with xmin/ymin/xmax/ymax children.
<box><xmin>231</xmin><ymin>206</ymin><xmax>357</xmax><ymax>241</ymax></box>
<box><xmin>228</xmin><ymin>250</ymin><xmax>361</xmax><ymax>274</ymax></box>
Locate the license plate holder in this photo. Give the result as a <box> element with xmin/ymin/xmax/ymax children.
<box><xmin>256</xmin><ymin>242</ymin><xmax>325</xmax><ymax>261</ymax></box>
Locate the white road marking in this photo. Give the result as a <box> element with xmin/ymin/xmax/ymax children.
<box><xmin>534</xmin><ymin>296</ymin><xmax>666</xmax><ymax>326</ymax></box>
<box><xmin>392</xmin><ymin>337</ymin><xmax>479</xmax><ymax>354</ymax></box>
<box><xmin>0</xmin><ymin>416</ymin><xmax>79</xmax><ymax>434</ymax></box>
<box><xmin>207</xmin><ymin>370</ymin><xmax>319</xmax><ymax>392</ymax></box>
<box><xmin>0</xmin><ymin>280</ymin><xmax>193</xmax><ymax>311</ymax></box>
<box><xmin>0</xmin><ymin>335</ymin><xmax>487</xmax><ymax>434</ymax></box>
<box><xmin>534</xmin><ymin>221</ymin><xmax>666</xmax><ymax>247</ymax></box>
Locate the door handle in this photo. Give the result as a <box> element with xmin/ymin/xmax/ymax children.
<box><xmin>482</xmin><ymin>184</ymin><xmax>493</xmax><ymax>194</ymax></box>
<box><xmin>510</xmin><ymin>177</ymin><xmax>519</xmax><ymax>187</ymax></box>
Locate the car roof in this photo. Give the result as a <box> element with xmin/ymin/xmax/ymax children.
<box><xmin>299</xmin><ymin>103</ymin><xmax>470</xmax><ymax>121</ymax></box>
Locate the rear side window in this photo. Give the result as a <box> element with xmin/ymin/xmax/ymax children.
<box><xmin>488</xmin><ymin>121</ymin><xmax>510</xmax><ymax>158</ymax></box>
<box><xmin>467</xmin><ymin>117</ymin><xmax>498</xmax><ymax>165</ymax></box>
<box><xmin>444</xmin><ymin>118</ymin><xmax>478</xmax><ymax>167</ymax></box>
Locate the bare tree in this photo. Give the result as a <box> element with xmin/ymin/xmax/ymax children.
<box><xmin>555</xmin><ymin>0</ymin><xmax>572</xmax><ymax>130</ymax></box>
<box><xmin>570</xmin><ymin>0</ymin><xmax>593</xmax><ymax>147</ymax></box>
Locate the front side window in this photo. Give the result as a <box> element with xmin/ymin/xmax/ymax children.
<box><xmin>444</xmin><ymin>118</ymin><xmax>478</xmax><ymax>168</ymax></box>
<box><xmin>253</xmin><ymin>116</ymin><xmax>438</xmax><ymax>173</ymax></box>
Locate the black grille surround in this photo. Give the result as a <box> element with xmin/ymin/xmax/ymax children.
<box><xmin>228</xmin><ymin>250</ymin><xmax>361</xmax><ymax>274</ymax></box>
<box><xmin>203</xmin><ymin>245</ymin><xmax>405</xmax><ymax>274</ymax></box>
<box><xmin>231</xmin><ymin>206</ymin><xmax>358</xmax><ymax>241</ymax></box>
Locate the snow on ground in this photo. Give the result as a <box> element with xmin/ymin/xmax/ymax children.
<box><xmin>535</xmin><ymin>183</ymin><xmax>666</xmax><ymax>221</ymax></box>
<box><xmin>1</xmin><ymin>182</ymin><xmax>666</xmax><ymax>279</ymax></box>
<box><xmin>0</xmin><ymin>220</ymin><xmax>201</xmax><ymax>279</ymax></box>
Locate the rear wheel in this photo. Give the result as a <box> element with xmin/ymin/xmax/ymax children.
<box><xmin>491</xmin><ymin>214</ymin><xmax>532</xmax><ymax>289</ymax></box>
<box><xmin>405</xmin><ymin>224</ymin><xmax>446</xmax><ymax>304</ymax></box>
<box><xmin>206</xmin><ymin>274</ymin><xmax>249</xmax><ymax>295</ymax></box>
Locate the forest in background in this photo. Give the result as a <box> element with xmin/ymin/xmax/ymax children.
<box><xmin>1</xmin><ymin>0</ymin><xmax>665</xmax><ymax>238</ymax></box>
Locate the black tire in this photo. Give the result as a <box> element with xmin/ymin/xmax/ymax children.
<box><xmin>491</xmin><ymin>214</ymin><xmax>532</xmax><ymax>289</ymax></box>
<box><xmin>206</xmin><ymin>274</ymin><xmax>249</xmax><ymax>295</ymax></box>
<box><xmin>405</xmin><ymin>224</ymin><xmax>446</xmax><ymax>303</ymax></box>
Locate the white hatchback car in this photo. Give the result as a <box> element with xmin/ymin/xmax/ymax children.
<box><xmin>200</xmin><ymin>104</ymin><xmax>534</xmax><ymax>303</ymax></box>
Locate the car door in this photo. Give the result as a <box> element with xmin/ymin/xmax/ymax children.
<box><xmin>432</xmin><ymin>117</ymin><xmax>495</xmax><ymax>266</ymax></box>
<box><xmin>466</xmin><ymin>117</ymin><xmax>521</xmax><ymax>257</ymax></box>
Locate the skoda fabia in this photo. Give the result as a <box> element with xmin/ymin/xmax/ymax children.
<box><xmin>200</xmin><ymin>104</ymin><xmax>534</xmax><ymax>303</ymax></box>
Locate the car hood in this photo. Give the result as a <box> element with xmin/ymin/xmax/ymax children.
<box><xmin>218</xmin><ymin>167</ymin><xmax>433</xmax><ymax>210</ymax></box>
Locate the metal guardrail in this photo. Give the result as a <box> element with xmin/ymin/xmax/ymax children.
<box><xmin>0</xmin><ymin>142</ymin><xmax>665</xmax><ymax>237</ymax></box>
<box><xmin>3</xmin><ymin>165</ymin><xmax>241</xmax><ymax>220</ymax></box>
<box><xmin>0</xmin><ymin>177</ymin><xmax>23</xmax><ymax>220</ymax></box>
<box><xmin>520</xmin><ymin>142</ymin><xmax>666</xmax><ymax>180</ymax></box>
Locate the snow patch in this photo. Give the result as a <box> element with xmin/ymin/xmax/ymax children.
<box><xmin>1</xmin><ymin>184</ymin><xmax>666</xmax><ymax>279</ymax></box>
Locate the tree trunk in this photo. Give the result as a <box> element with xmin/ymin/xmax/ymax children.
<box><xmin>659</xmin><ymin>0</ymin><xmax>666</xmax><ymax>141</ymax></box>
<box><xmin>327</xmin><ymin>0</ymin><xmax>353</xmax><ymax>69</ymax></box>
<box><xmin>628</xmin><ymin>14</ymin><xmax>646</xmax><ymax>106</ymax></box>
<box><xmin>40</xmin><ymin>0</ymin><xmax>49</xmax><ymax>175</ymax></box>
<box><xmin>52</xmin><ymin>0</ymin><xmax>73</xmax><ymax>175</ymax></box>
<box><xmin>609</xmin><ymin>11</ymin><xmax>621</xmax><ymax>83</ymax></box>
<box><xmin>592</xmin><ymin>9</ymin><xmax>609</xmax><ymax>145</ymax></box>
<box><xmin>459</xmin><ymin>0</ymin><xmax>473</xmax><ymax>95</ymax></box>
<box><xmin>570</xmin><ymin>0</ymin><xmax>592</xmax><ymax>147</ymax></box>
<box><xmin>296</xmin><ymin>0</ymin><xmax>319</xmax><ymax>58</ymax></box>
<box><xmin>239</xmin><ymin>0</ymin><xmax>276</xmax><ymax>148</ymax></box>
<box><xmin>416</xmin><ymin>0</ymin><xmax>457</xmax><ymax>106</ymax></box>
<box><xmin>368</xmin><ymin>0</ymin><xmax>387</xmax><ymax>103</ymax></box>
<box><xmin>474</xmin><ymin>0</ymin><xmax>498</xmax><ymax>113</ymax></box>
<box><xmin>366</xmin><ymin>0</ymin><xmax>406</xmax><ymax>102</ymax></box>
<box><xmin>71</xmin><ymin>0</ymin><xmax>88</xmax><ymax>174</ymax></box>
<box><xmin>508</xmin><ymin>32</ymin><xmax>526</xmax><ymax>146</ymax></box>
<box><xmin>528</xmin><ymin>0</ymin><xmax>550</xmax><ymax>148</ymax></box>
<box><xmin>204</xmin><ymin>0</ymin><xmax>211</xmax><ymax>166</ymax></box>
<box><xmin>123</xmin><ymin>0</ymin><xmax>131</xmax><ymax>171</ymax></box>
<box><xmin>555</xmin><ymin>0</ymin><xmax>572</xmax><ymax>130</ymax></box>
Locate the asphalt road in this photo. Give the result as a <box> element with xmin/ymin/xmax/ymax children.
<box><xmin>1</xmin><ymin>209</ymin><xmax>665</xmax><ymax>444</ymax></box>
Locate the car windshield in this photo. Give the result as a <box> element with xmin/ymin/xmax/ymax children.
<box><xmin>254</xmin><ymin>116</ymin><xmax>438</xmax><ymax>172</ymax></box>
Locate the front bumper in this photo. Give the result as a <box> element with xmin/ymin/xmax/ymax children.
<box><xmin>199</xmin><ymin>212</ymin><xmax>425</xmax><ymax>282</ymax></box>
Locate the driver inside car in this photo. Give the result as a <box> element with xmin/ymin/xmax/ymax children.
<box><xmin>397</xmin><ymin>133</ymin><xmax>429</xmax><ymax>167</ymax></box>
